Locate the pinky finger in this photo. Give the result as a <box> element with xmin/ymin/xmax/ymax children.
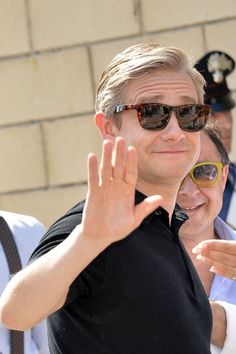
<box><xmin>87</xmin><ymin>153</ymin><xmax>99</xmax><ymax>191</ymax></box>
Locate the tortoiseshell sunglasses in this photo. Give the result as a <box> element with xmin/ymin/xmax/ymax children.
<box><xmin>114</xmin><ymin>103</ymin><xmax>210</xmax><ymax>132</ymax></box>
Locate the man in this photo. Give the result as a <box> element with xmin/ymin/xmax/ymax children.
<box><xmin>0</xmin><ymin>43</ymin><xmax>212</xmax><ymax>353</ymax></box>
<box><xmin>0</xmin><ymin>210</ymin><xmax>49</xmax><ymax>354</ymax></box>
<box><xmin>177</xmin><ymin>127</ymin><xmax>236</xmax><ymax>354</ymax></box>
<box><xmin>195</xmin><ymin>51</ymin><xmax>236</xmax><ymax>229</ymax></box>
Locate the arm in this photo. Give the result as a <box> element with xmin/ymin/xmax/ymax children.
<box><xmin>0</xmin><ymin>137</ymin><xmax>162</xmax><ymax>330</ymax></box>
<box><xmin>210</xmin><ymin>301</ymin><xmax>226</xmax><ymax>348</ymax></box>
<box><xmin>192</xmin><ymin>240</ymin><xmax>236</xmax><ymax>279</ymax></box>
<box><xmin>213</xmin><ymin>301</ymin><xmax>236</xmax><ymax>354</ymax></box>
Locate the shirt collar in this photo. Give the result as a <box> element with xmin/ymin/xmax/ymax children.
<box><xmin>135</xmin><ymin>190</ymin><xmax>188</xmax><ymax>231</ymax></box>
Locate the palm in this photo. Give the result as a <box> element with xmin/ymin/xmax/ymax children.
<box><xmin>82</xmin><ymin>138</ymin><xmax>161</xmax><ymax>245</ymax></box>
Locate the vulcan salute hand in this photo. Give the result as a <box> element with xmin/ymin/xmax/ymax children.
<box><xmin>81</xmin><ymin>137</ymin><xmax>162</xmax><ymax>246</ymax></box>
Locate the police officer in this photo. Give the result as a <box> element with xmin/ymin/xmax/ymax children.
<box><xmin>195</xmin><ymin>50</ymin><xmax>236</xmax><ymax>229</ymax></box>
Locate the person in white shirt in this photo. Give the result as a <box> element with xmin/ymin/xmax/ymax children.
<box><xmin>0</xmin><ymin>210</ymin><xmax>49</xmax><ymax>354</ymax></box>
<box><xmin>177</xmin><ymin>127</ymin><xmax>236</xmax><ymax>354</ymax></box>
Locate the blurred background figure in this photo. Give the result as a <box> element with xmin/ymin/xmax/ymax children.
<box><xmin>0</xmin><ymin>210</ymin><xmax>49</xmax><ymax>354</ymax></box>
<box><xmin>195</xmin><ymin>51</ymin><xmax>236</xmax><ymax>229</ymax></box>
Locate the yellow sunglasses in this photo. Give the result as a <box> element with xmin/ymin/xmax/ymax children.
<box><xmin>188</xmin><ymin>161</ymin><xmax>224</xmax><ymax>188</ymax></box>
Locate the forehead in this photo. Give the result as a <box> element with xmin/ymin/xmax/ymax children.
<box><xmin>122</xmin><ymin>69</ymin><xmax>199</xmax><ymax>104</ymax></box>
<box><xmin>199</xmin><ymin>132</ymin><xmax>221</xmax><ymax>161</ymax></box>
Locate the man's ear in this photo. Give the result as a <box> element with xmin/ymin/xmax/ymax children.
<box><xmin>222</xmin><ymin>164</ymin><xmax>229</xmax><ymax>191</ymax></box>
<box><xmin>95</xmin><ymin>112</ymin><xmax>118</xmax><ymax>139</ymax></box>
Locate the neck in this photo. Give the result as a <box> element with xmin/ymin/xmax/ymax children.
<box><xmin>136</xmin><ymin>179</ymin><xmax>180</xmax><ymax>221</ymax></box>
<box><xmin>180</xmin><ymin>223</ymin><xmax>216</xmax><ymax>250</ymax></box>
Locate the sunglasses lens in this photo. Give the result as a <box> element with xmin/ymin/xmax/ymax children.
<box><xmin>192</xmin><ymin>164</ymin><xmax>218</xmax><ymax>187</ymax></box>
<box><xmin>139</xmin><ymin>104</ymin><xmax>208</xmax><ymax>132</ymax></box>
<box><xmin>178</xmin><ymin>106</ymin><xmax>207</xmax><ymax>132</ymax></box>
<box><xmin>140</xmin><ymin>104</ymin><xmax>169</xmax><ymax>130</ymax></box>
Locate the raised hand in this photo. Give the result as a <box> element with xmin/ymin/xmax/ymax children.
<box><xmin>192</xmin><ymin>239</ymin><xmax>236</xmax><ymax>280</ymax></box>
<box><xmin>81</xmin><ymin>137</ymin><xmax>162</xmax><ymax>246</ymax></box>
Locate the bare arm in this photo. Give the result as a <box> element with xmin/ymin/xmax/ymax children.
<box><xmin>192</xmin><ymin>240</ymin><xmax>236</xmax><ymax>280</ymax></box>
<box><xmin>210</xmin><ymin>301</ymin><xmax>226</xmax><ymax>348</ymax></box>
<box><xmin>0</xmin><ymin>138</ymin><xmax>162</xmax><ymax>330</ymax></box>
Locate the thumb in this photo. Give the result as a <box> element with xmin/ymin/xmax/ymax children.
<box><xmin>134</xmin><ymin>195</ymin><xmax>162</xmax><ymax>226</ymax></box>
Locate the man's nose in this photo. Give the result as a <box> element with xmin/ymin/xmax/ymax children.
<box><xmin>161</xmin><ymin>113</ymin><xmax>185</xmax><ymax>140</ymax></box>
<box><xmin>179</xmin><ymin>174</ymin><xmax>199</xmax><ymax>195</ymax></box>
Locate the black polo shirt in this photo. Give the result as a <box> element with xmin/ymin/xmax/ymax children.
<box><xmin>30</xmin><ymin>191</ymin><xmax>212</xmax><ymax>354</ymax></box>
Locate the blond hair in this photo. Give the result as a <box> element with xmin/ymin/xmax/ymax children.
<box><xmin>96</xmin><ymin>43</ymin><xmax>205</xmax><ymax>122</ymax></box>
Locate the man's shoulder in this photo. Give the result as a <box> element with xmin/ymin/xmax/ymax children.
<box><xmin>29</xmin><ymin>200</ymin><xmax>86</xmax><ymax>262</ymax></box>
<box><xmin>0</xmin><ymin>209</ymin><xmax>42</xmax><ymax>223</ymax></box>
<box><xmin>38</xmin><ymin>199</ymin><xmax>86</xmax><ymax>242</ymax></box>
<box><xmin>49</xmin><ymin>199</ymin><xmax>86</xmax><ymax>230</ymax></box>
<box><xmin>0</xmin><ymin>210</ymin><xmax>45</xmax><ymax>235</ymax></box>
<box><xmin>0</xmin><ymin>210</ymin><xmax>47</xmax><ymax>259</ymax></box>
<box><xmin>64</xmin><ymin>199</ymin><xmax>86</xmax><ymax>217</ymax></box>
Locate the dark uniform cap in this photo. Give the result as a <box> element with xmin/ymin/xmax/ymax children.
<box><xmin>195</xmin><ymin>51</ymin><xmax>235</xmax><ymax>113</ymax></box>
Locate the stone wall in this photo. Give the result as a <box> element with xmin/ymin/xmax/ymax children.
<box><xmin>0</xmin><ymin>0</ymin><xmax>235</xmax><ymax>226</ymax></box>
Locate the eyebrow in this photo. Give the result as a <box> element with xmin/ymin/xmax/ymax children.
<box><xmin>138</xmin><ymin>95</ymin><xmax>164</xmax><ymax>103</ymax></box>
<box><xmin>180</xmin><ymin>96</ymin><xmax>199</xmax><ymax>104</ymax></box>
<box><xmin>137</xmin><ymin>95</ymin><xmax>198</xmax><ymax>104</ymax></box>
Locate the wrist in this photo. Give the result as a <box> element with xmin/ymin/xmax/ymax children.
<box><xmin>72</xmin><ymin>224</ymin><xmax>111</xmax><ymax>257</ymax></box>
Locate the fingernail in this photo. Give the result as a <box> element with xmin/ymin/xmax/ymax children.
<box><xmin>196</xmin><ymin>254</ymin><xmax>206</xmax><ymax>262</ymax></box>
<box><xmin>192</xmin><ymin>243</ymin><xmax>207</xmax><ymax>254</ymax></box>
<box><xmin>210</xmin><ymin>266</ymin><xmax>216</xmax><ymax>273</ymax></box>
<box><xmin>192</xmin><ymin>246</ymin><xmax>200</xmax><ymax>254</ymax></box>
